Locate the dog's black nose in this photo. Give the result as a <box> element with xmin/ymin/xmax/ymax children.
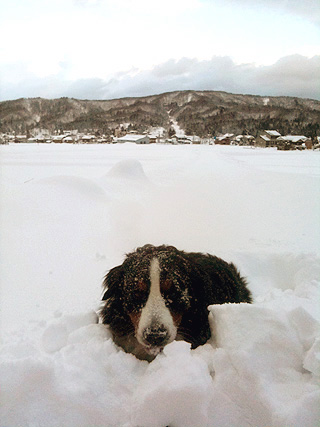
<box><xmin>143</xmin><ymin>326</ymin><xmax>168</xmax><ymax>347</ymax></box>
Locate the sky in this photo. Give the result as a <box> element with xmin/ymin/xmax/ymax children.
<box><xmin>0</xmin><ymin>0</ymin><xmax>319</xmax><ymax>101</ymax></box>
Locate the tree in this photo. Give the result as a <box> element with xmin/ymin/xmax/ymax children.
<box><xmin>168</xmin><ymin>126</ymin><xmax>176</xmax><ymax>138</ymax></box>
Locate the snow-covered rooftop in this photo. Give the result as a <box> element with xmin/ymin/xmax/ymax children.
<box><xmin>279</xmin><ymin>135</ymin><xmax>307</xmax><ymax>143</ymax></box>
<box><xmin>265</xmin><ymin>130</ymin><xmax>281</xmax><ymax>137</ymax></box>
<box><xmin>117</xmin><ymin>134</ymin><xmax>148</xmax><ymax>142</ymax></box>
<box><xmin>260</xmin><ymin>135</ymin><xmax>270</xmax><ymax>141</ymax></box>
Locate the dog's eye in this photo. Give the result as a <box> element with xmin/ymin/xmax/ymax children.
<box><xmin>123</xmin><ymin>283</ymin><xmax>148</xmax><ymax>313</ymax></box>
<box><xmin>163</xmin><ymin>286</ymin><xmax>191</xmax><ymax>311</ymax></box>
<box><xmin>161</xmin><ymin>279</ymin><xmax>172</xmax><ymax>292</ymax></box>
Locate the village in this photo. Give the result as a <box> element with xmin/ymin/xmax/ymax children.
<box><xmin>0</xmin><ymin>127</ymin><xmax>319</xmax><ymax>150</ymax></box>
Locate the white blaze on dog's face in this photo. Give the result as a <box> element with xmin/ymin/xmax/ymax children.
<box><xmin>136</xmin><ymin>257</ymin><xmax>177</xmax><ymax>354</ymax></box>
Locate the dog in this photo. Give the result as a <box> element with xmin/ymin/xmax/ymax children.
<box><xmin>100</xmin><ymin>244</ymin><xmax>252</xmax><ymax>361</ymax></box>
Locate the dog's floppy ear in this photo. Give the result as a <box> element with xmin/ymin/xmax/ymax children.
<box><xmin>102</xmin><ymin>265</ymin><xmax>124</xmax><ymax>301</ymax></box>
<box><xmin>100</xmin><ymin>265</ymin><xmax>125</xmax><ymax>326</ymax></box>
<box><xmin>179</xmin><ymin>265</ymin><xmax>212</xmax><ymax>348</ymax></box>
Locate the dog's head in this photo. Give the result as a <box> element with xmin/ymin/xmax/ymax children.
<box><xmin>101</xmin><ymin>245</ymin><xmax>193</xmax><ymax>357</ymax></box>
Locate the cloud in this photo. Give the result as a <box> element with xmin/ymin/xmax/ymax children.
<box><xmin>98</xmin><ymin>55</ymin><xmax>320</xmax><ymax>100</ymax></box>
<box><xmin>210</xmin><ymin>0</ymin><xmax>320</xmax><ymax>26</ymax></box>
<box><xmin>1</xmin><ymin>55</ymin><xmax>319</xmax><ymax>101</ymax></box>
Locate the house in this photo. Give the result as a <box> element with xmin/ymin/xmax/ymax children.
<box><xmin>215</xmin><ymin>133</ymin><xmax>234</xmax><ymax>145</ymax></box>
<box><xmin>255</xmin><ymin>135</ymin><xmax>270</xmax><ymax>147</ymax></box>
<box><xmin>15</xmin><ymin>135</ymin><xmax>27</xmax><ymax>143</ymax></box>
<box><xmin>80</xmin><ymin>135</ymin><xmax>97</xmax><ymax>144</ymax></box>
<box><xmin>189</xmin><ymin>135</ymin><xmax>201</xmax><ymax>144</ymax></box>
<box><xmin>264</xmin><ymin>130</ymin><xmax>281</xmax><ymax>138</ymax></box>
<box><xmin>277</xmin><ymin>135</ymin><xmax>308</xmax><ymax>150</ymax></box>
<box><xmin>116</xmin><ymin>134</ymin><xmax>150</xmax><ymax>144</ymax></box>
<box><xmin>255</xmin><ymin>130</ymin><xmax>281</xmax><ymax>147</ymax></box>
<box><xmin>52</xmin><ymin>135</ymin><xmax>69</xmax><ymax>143</ymax></box>
<box><xmin>234</xmin><ymin>135</ymin><xmax>255</xmax><ymax>146</ymax></box>
<box><xmin>177</xmin><ymin>136</ymin><xmax>192</xmax><ymax>144</ymax></box>
<box><xmin>30</xmin><ymin>134</ymin><xmax>47</xmax><ymax>143</ymax></box>
<box><xmin>148</xmin><ymin>136</ymin><xmax>158</xmax><ymax>144</ymax></box>
<box><xmin>96</xmin><ymin>136</ymin><xmax>112</xmax><ymax>144</ymax></box>
<box><xmin>165</xmin><ymin>138</ymin><xmax>177</xmax><ymax>144</ymax></box>
<box><xmin>62</xmin><ymin>136</ymin><xmax>74</xmax><ymax>143</ymax></box>
<box><xmin>278</xmin><ymin>135</ymin><xmax>307</xmax><ymax>144</ymax></box>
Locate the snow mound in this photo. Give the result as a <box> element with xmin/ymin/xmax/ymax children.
<box><xmin>131</xmin><ymin>341</ymin><xmax>212</xmax><ymax>427</ymax></box>
<box><xmin>42</xmin><ymin>311</ymin><xmax>99</xmax><ymax>353</ymax></box>
<box><xmin>106</xmin><ymin>159</ymin><xmax>149</xmax><ymax>183</ymax></box>
<box><xmin>35</xmin><ymin>175</ymin><xmax>107</xmax><ymax>199</ymax></box>
<box><xmin>1</xmin><ymin>289</ymin><xmax>319</xmax><ymax>427</ymax></box>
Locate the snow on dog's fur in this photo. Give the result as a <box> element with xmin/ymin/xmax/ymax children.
<box><xmin>100</xmin><ymin>244</ymin><xmax>252</xmax><ymax>361</ymax></box>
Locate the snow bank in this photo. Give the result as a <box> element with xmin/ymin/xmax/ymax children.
<box><xmin>1</xmin><ymin>144</ymin><xmax>319</xmax><ymax>426</ymax></box>
<box><xmin>1</xmin><ymin>286</ymin><xmax>319</xmax><ymax>426</ymax></box>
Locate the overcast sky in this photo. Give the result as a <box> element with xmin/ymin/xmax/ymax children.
<box><xmin>0</xmin><ymin>0</ymin><xmax>319</xmax><ymax>101</ymax></box>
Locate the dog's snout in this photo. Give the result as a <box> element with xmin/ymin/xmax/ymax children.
<box><xmin>143</xmin><ymin>326</ymin><xmax>168</xmax><ymax>346</ymax></box>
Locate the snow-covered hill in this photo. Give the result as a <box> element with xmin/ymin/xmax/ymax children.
<box><xmin>1</xmin><ymin>143</ymin><xmax>319</xmax><ymax>426</ymax></box>
<box><xmin>1</xmin><ymin>90</ymin><xmax>320</xmax><ymax>136</ymax></box>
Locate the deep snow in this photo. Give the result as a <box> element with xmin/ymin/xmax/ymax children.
<box><xmin>0</xmin><ymin>143</ymin><xmax>319</xmax><ymax>427</ymax></box>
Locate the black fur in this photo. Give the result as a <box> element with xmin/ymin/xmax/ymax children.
<box><xmin>100</xmin><ymin>244</ymin><xmax>252</xmax><ymax>360</ymax></box>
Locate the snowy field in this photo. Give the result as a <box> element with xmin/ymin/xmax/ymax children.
<box><xmin>1</xmin><ymin>143</ymin><xmax>320</xmax><ymax>426</ymax></box>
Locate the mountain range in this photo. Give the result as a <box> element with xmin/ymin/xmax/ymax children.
<box><xmin>1</xmin><ymin>90</ymin><xmax>319</xmax><ymax>138</ymax></box>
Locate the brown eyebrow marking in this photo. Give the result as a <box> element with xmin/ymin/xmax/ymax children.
<box><xmin>171</xmin><ymin>312</ymin><xmax>182</xmax><ymax>327</ymax></box>
<box><xmin>137</xmin><ymin>279</ymin><xmax>147</xmax><ymax>292</ymax></box>
<box><xmin>129</xmin><ymin>312</ymin><xmax>141</xmax><ymax>329</ymax></box>
<box><xmin>161</xmin><ymin>278</ymin><xmax>172</xmax><ymax>292</ymax></box>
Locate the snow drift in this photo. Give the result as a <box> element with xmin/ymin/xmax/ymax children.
<box><xmin>0</xmin><ymin>143</ymin><xmax>319</xmax><ymax>426</ymax></box>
